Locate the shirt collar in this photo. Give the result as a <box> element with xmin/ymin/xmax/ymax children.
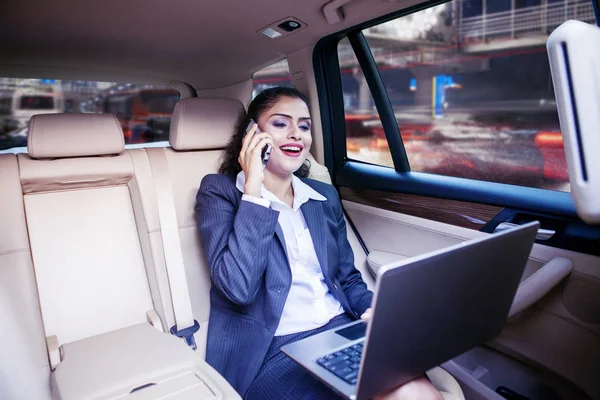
<box><xmin>235</xmin><ymin>171</ymin><xmax>326</xmax><ymax>211</ymax></box>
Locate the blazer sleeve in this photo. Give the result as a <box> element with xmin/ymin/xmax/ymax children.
<box><xmin>195</xmin><ymin>175</ymin><xmax>280</xmax><ymax>306</ymax></box>
<box><xmin>329</xmin><ymin>186</ymin><xmax>374</xmax><ymax>316</ymax></box>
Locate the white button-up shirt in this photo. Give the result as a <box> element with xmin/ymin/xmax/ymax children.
<box><xmin>236</xmin><ymin>172</ymin><xmax>345</xmax><ymax>336</ymax></box>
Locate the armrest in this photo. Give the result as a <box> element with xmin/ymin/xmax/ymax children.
<box><xmin>508</xmin><ymin>257</ymin><xmax>573</xmax><ymax>318</ymax></box>
<box><xmin>366</xmin><ymin>250</ymin><xmax>408</xmax><ymax>277</ymax></box>
<box><xmin>52</xmin><ymin>323</ymin><xmax>240</xmax><ymax>400</ymax></box>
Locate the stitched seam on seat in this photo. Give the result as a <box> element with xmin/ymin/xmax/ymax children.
<box><xmin>25</xmin><ymin>184</ymin><xmax>129</xmax><ymax>196</ymax></box>
<box><xmin>30</xmin><ymin>179</ymin><xmax>123</xmax><ymax>193</ymax></box>
<box><xmin>0</xmin><ymin>248</ymin><xmax>29</xmax><ymax>257</ymax></box>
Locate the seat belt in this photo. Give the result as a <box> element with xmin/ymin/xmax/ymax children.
<box><xmin>147</xmin><ymin>148</ymin><xmax>199</xmax><ymax>350</ymax></box>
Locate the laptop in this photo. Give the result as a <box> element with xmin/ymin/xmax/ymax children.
<box><xmin>281</xmin><ymin>221</ymin><xmax>539</xmax><ymax>400</ymax></box>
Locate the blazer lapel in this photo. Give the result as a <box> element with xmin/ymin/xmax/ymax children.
<box><xmin>301</xmin><ymin>200</ymin><xmax>328</xmax><ymax>276</ymax></box>
<box><xmin>274</xmin><ymin>223</ymin><xmax>288</xmax><ymax>260</ymax></box>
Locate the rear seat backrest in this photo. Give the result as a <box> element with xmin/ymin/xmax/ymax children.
<box><xmin>146</xmin><ymin>97</ymin><xmax>244</xmax><ymax>357</ymax></box>
<box><xmin>0</xmin><ymin>154</ymin><xmax>52</xmax><ymax>400</ymax></box>
<box><xmin>18</xmin><ymin>114</ymin><xmax>154</xmax><ymax>347</ymax></box>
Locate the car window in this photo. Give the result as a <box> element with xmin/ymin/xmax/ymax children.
<box><xmin>340</xmin><ymin>0</ymin><xmax>595</xmax><ymax>192</ymax></box>
<box><xmin>252</xmin><ymin>59</ymin><xmax>292</xmax><ymax>98</ymax></box>
<box><xmin>338</xmin><ymin>38</ymin><xmax>393</xmax><ymax>168</ymax></box>
<box><xmin>0</xmin><ymin>78</ymin><xmax>180</xmax><ymax>151</ymax></box>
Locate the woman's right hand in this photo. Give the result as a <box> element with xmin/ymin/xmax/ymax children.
<box><xmin>238</xmin><ymin>123</ymin><xmax>273</xmax><ymax>197</ymax></box>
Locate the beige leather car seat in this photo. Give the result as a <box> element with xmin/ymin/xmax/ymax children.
<box><xmin>1</xmin><ymin>113</ymin><xmax>239</xmax><ymax>400</ymax></box>
<box><xmin>142</xmin><ymin>97</ymin><xmax>246</xmax><ymax>357</ymax></box>
<box><xmin>0</xmin><ymin>153</ymin><xmax>53</xmax><ymax>399</ymax></box>
<box><xmin>19</xmin><ymin>113</ymin><xmax>154</xmax><ymax>355</ymax></box>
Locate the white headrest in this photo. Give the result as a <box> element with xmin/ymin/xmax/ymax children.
<box><xmin>28</xmin><ymin>113</ymin><xmax>124</xmax><ymax>159</ymax></box>
<box><xmin>169</xmin><ymin>97</ymin><xmax>244</xmax><ymax>151</ymax></box>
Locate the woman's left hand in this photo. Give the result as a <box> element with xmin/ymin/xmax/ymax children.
<box><xmin>360</xmin><ymin>308</ymin><xmax>372</xmax><ymax>320</ymax></box>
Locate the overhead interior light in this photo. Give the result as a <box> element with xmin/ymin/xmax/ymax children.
<box><xmin>261</xmin><ymin>28</ymin><xmax>282</xmax><ymax>39</ymax></box>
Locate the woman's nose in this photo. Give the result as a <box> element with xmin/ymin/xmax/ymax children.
<box><xmin>288</xmin><ymin>125</ymin><xmax>301</xmax><ymax>140</ymax></box>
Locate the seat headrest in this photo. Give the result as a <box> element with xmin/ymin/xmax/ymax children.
<box><xmin>28</xmin><ymin>113</ymin><xmax>125</xmax><ymax>159</ymax></box>
<box><xmin>169</xmin><ymin>97</ymin><xmax>244</xmax><ymax>151</ymax></box>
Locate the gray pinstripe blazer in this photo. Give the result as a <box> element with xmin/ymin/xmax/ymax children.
<box><xmin>195</xmin><ymin>173</ymin><xmax>373</xmax><ymax>396</ymax></box>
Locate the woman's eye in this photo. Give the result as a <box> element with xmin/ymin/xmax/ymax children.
<box><xmin>299</xmin><ymin>124</ymin><xmax>311</xmax><ymax>132</ymax></box>
<box><xmin>271</xmin><ymin>121</ymin><xmax>288</xmax><ymax>128</ymax></box>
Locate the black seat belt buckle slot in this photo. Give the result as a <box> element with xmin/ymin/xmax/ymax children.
<box><xmin>170</xmin><ymin>320</ymin><xmax>200</xmax><ymax>350</ymax></box>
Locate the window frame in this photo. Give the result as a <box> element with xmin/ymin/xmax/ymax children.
<box><xmin>315</xmin><ymin>0</ymin><xmax>452</xmax><ymax>178</ymax></box>
<box><xmin>347</xmin><ymin>31</ymin><xmax>410</xmax><ymax>172</ymax></box>
<box><xmin>311</xmin><ymin>0</ymin><xmax>600</xmax><ymax>220</ymax></box>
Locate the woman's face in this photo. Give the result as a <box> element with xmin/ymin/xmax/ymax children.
<box><xmin>257</xmin><ymin>96</ymin><xmax>312</xmax><ymax>177</ymax></box>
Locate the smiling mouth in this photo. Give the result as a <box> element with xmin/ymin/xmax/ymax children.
<box><xmin>280</xmin><ymin>145</ymin><xmax>303</xmax><ymax>157</ymax></box>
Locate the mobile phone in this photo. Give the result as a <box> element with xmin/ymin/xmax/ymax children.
<box><xmin>244</xmin><ymin>119</ymin><xmax>272</xmax><ymax>166</ymax></box>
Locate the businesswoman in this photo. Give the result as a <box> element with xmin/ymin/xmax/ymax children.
<box><xmin>196</xmin><ymin>87</ymin><xmax>441</xmax><ymax>400</ymax></box>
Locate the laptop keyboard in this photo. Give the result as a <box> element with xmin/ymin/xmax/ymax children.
<box><xmin>316</xmin><ymin>341</ymin><xmax>364</xmax><ymax>385</ymax></box>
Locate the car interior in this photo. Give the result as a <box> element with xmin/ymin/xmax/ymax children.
<box><xmin>0</xmin><ymin>0</ymin><xmax>599</xmax><ymax>399</ymax></box>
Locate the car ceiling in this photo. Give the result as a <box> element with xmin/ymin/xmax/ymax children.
<box><xmin>0</xmin><ymin>0</ymin><xmax>419</xmax><ymax>89</ymax></box>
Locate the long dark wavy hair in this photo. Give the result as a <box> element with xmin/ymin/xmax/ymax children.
<box><xmin>219</xmin><ymin>86</ymin><xmax>311</xmax><ymax>178</ymax></box>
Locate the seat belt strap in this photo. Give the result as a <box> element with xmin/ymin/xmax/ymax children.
<box><xmin>147</xmin><ymin>148</ymin><xmax>198</xmax><ymax>350</ymax></box>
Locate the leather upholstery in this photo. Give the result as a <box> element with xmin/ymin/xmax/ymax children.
<box><xmin>169</xmin><ymin>97</ymin><xmax>244</xmax><ymax>151</ymax></box>
<box><xmin>0</xmin><ymin>154</ymin><xmax>52</xmax><ymax>400</ymax></box>
<box><xmin>52</xmin><ymin>323</ymin><xmax>239</xmax><ymax>400</ymax></box>
<box><xmin>23</xmin><ymin>184</ymin><xmax>153</xmax><ymax>346</ymax></box>
<box><xmin>28</xmin><ymin>113</ymin><xmax>124</xmax><ymax>159</ymax></box>
<box><xmin>18</xmin><ymin>152</ymin><xmax>133</xmax><ymax>194</ymax></box>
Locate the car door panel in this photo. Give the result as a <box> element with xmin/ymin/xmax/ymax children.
<box><xmin>342</xmin><ymin>198</ymin><xmax>486</xmax><ymax>259</ymax></box>
<box><xmin>341</xmin><ymin>187</ymin><xmax>504</xmax><ymax>231</ymax></box>
<box><xmin>342</xmin><ymin>195</ymin><xmax>600</xmax><ymax>400</ymax></box>
<box><xmin>312</xmin><ymin>3</ymin><xmax>600</xmax><ymax>396</ymax></box>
